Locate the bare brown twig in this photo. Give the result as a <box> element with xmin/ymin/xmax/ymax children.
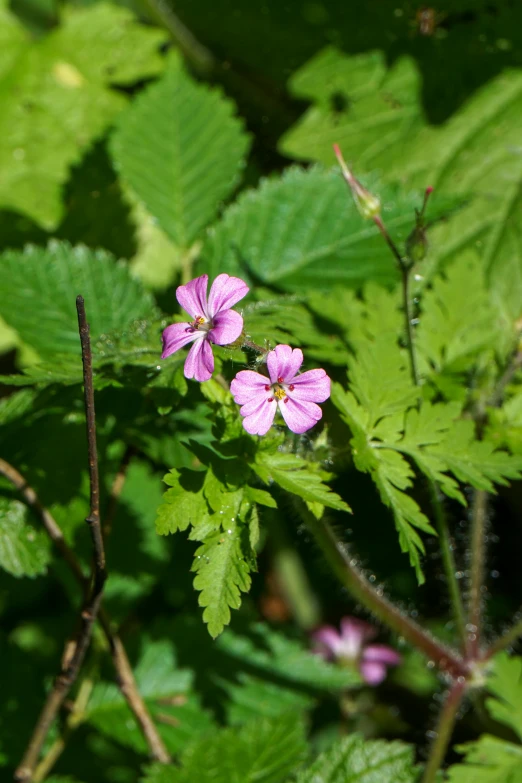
<box><xmin>12</xmin><ymin>297</ymin><xmax>170</xmax><ymax>780</ymax></box>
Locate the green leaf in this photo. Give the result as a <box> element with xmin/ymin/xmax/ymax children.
<box><xmin>0</xmin><ymin>389</ymin><xmax>35</xmax><ymax>426</ymax></box>
<box><xmin>155</xmin><ymin>469</ymin><xmax>210</xmax><ymax>536</ymax></box>
<box><xmin>200</xmin><ymin>166</ymin><xmax>453</xmax><ymax>291</ymax></box>
<box><xmin>216</xmin><ymin>622</ymin><xmax>361</xmax><ymax>692</ymax></box>
<box><xmin>447</xmin><ymin>735</ymin><xmax>522</xmax><ymax>783</ymax></box>
<box><xmin>0</xmin><ymin>4</ymin><xmax>166</xmax><ymax>228</ymax></box>
<box><xmin>295</xmin><ymin>733</ymin><xmax>418</xmax><ymax>783</ymax></box>
<box><xmin>253</xmin><ymin>450</ymin><xmax>351</xmax><ymax>513</ymax></box>
<box><xmin>417</xmin><ymin>253</ymin><xmax>510</xmax><ymax>386</ymax></box>
<box><xmin>279</xmin><ymin>48</ymin><xmax>424</xmax><ymax>172</ymax></box>
<box><xmin>485</xmin><ymin>653</ymin><xmax>522</xmax><ymax>741</ymax></box>
<box><xmin>86</xmin><ymin>639</ymin><xmax>214</xmax><ymax>755</ymax></box>
<box><xmin>331</xmin><ymin>383</ymin><xmax>433</xmax><ymax>584</ymax></box>
<box><xmin>192</xmin><ymin>521</ymin><xmax>255</xmax><ymax>638</ymax></box>
<box><xmin>111</xmin><ymin>51</ymin><xmax>250</xmax><ymax>249</ymax></box>
<box><xmin>0</xmin><ymin>497</ymin><xmax>51</xmax><ymax>577</ymax></box>
<box><xmin>141</xmin><ymin>713</ymin><xmax>307</xmax><ymax>783</ymax></box>
<box><xmin>0</xmin><ymin>242</ymin><xmax>155</xmax><ymax>359</ymax></box>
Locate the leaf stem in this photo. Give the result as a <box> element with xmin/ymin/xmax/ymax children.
<box><xmin>301</xmin><ymin>505</ymin><xmax>469</xmax><ymax>679</ymax></box>
<box><xmin>373</xmin><ymin>215</ymin><xmax>419</xmax><ymax>386</ymax></box>
<box><xmin>467</xmin><ymin>490</ymin><xmax>488</xmax><ymax>659</ymax></box>
<box><xmin>485</xmin><ymin>613</ymin><xmax>522</xmax><ymax>658</ymax></box>
<box><xmin>428</xmin><ymin>482</ymin><xmax>467</xmax><ymax>652</ymax></box>
<box><xmin>421</xmin><ymin>680</ymin><xmax>466</xmax><ymax>783</ymax></box>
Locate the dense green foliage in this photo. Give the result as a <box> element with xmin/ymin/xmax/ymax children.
<box><xmin>2</xmin><ymin>1</ymin><xmax>522</xmax><ymax>782</ymax></box>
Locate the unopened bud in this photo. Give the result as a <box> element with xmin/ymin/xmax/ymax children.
<box><xmin>333</xmin><ymin>143</ymin><xmax>381</xmax><ymax>220</ymax></box>
<box><xmin>405</xmin><ymin>187</ymin><xmax>433</xmax><ymax>263</ymax></box>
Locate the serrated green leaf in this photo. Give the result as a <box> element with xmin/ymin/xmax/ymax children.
<box><xmin>0</xmin><ymin>4</ymin><xmax>166</xmax><ymax>228</ymax></box>
<box><xmin>295</xmin><ymin>733</ymin><xmax>418</xmax><ymax>783</ymax></box>
<box><xmin>279</xmin><ymin>48</ymin><xmax>424</xmax><ymax>173</ymax></box>
<box><xmin>0</xmin><ymin>497</ymin><xmax>51</xmax><ymax>577</ymax></box>
<box><xmin>155</xmin><ymin>468</ymin><xmax>210</xmax><ymax>536</ymax></box>
<box><xmin>447</xmin><ymin>735</ymin><xmax>522</xmax><ymax>783</ymax></box>
<box><xmin>253</xmin><ymin>450</ymin><xmax>351</xmax><ymax>513</ymax></box>
<box><xmin>200</xmin><ymin>166</ymin><xmax>454</xmax><ymax>291</ymax></box>
<box><xmin>223</xmin><ymin>673</ymin><xmax>314</xmax><ymax>725</ymax></box>
<box><xmin>142</xmin><ymin>713</ymin><xmax>307</xmax><ymax>783</ymax></box>
<box><xmin>0</xmin><ymin>389</ymin><xmax>35</xmax><ymax>426</ymax></box>
<box><xmin>0</xmin><ymin>242</ymin><xmax>155</xmax><ymax>359</ymax></box>
<box><xmin>192</xmin><ymin>521</ymin><xmax>255</xmax><ymax>638</ymax></box>
<box><xmin>111</xmin><ymin>51</ymin><xmax>250</xmax><ymax>249</ymax></box>
<box><xmin>86</xmin><ymin>639</ymin><xmax>214</xmax><ymax>755</ymax></box>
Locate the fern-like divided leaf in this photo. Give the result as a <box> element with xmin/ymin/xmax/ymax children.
<box><xmin>332</xmin><ymin>327</ymin><xmax>522</xmax><ymax>582</ymax></box>
<box><xmin>111</xmin><ymin>51</ymin><xmax>250</xmax><ymax>249</ymax></box>
<box><xmin>295</xmin><ymin>733</ymin><xmax>418</xmax><ymax>783</ymax></box>
<box><xmin>0</xmin><ymin>242</ymin><xmax>155</xmax><ymax>359</ymax></box>
<box><xmin>142</xmin><ymin>713</ymin><xmax>307</xmax><ymax>783</ymax></box>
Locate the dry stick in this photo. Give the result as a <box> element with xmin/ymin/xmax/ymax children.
<box><xmin>14</xmin><ymin>297</ymin><xmax>107</xmax><ymax>782</ymax></box>
<box><xmin>0</xmin><ymin>457</ymin><xmax>170</xmax><ymax>766</ymax></box>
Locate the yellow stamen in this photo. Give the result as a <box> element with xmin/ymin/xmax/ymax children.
<box><xmin>274</xmin><ymin>387</ymin><xmax>286</xmax><ymax>400</ymax></box>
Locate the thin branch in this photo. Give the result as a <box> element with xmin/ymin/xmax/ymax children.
<box><xmin>14</xmin><ymin>297</ymin><xmax>108</xmax><ymax>782</ymax></box>
<box><xmin>486</xmin><ymin>612</ymin><xmax>522</xmax><ymax>659</ymax></box>
<box><xmin>421</xmin><ymin>680</ymin><xmax>467</xmax><ymax>783</ymax></box>
<box><xmin>301</xmin><ymin>505</ymin><xmax>469</xmax><ymax>679</ymax></box>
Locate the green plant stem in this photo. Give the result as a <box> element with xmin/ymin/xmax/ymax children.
<box><xmin>467</xmin><ymin>490</ymin><xmax>488</xmax><ymax>659</ymax></box>
<box><xmin>428</xmin><ymin>482</ymin><xmax>467</xmax><ymax>652</ymax></box>
<box><xmin>140</xmin><ymin>0</ymin><xmax>215</xmax><ymax>74</ymax></box>
<box><xmin>422</xmin><ymin>680</ymin><xmax>467</xmax><ymax>783</ymax></box>
<box><xmin>374</xmin><ymin>215</ymin><xmax>419</xmax><ymax>386</ymax></box>
<box><xmin>301</xmin><ymin>505</ymin><xmax>469</xmax><ymax>679</ymax></box>
<box><xmin>486</xmin><ymin>613</ymin><xmax>522</xmax><ymax>658</ymax></box>
<box><xmin>375</xmin><ymin>213</ymin><xmax>468</xmax><ymax>653</ymax></box>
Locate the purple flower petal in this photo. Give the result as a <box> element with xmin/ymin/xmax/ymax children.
<box><xmin>208</xmin><ymin>273</ymin><xmax>249</xmax><ymax>316</ymax></box>
<box><xmin>176</xmin><ymin>274</ymin><xmax>209</xmax><ymax>319</ymax></box>
<box><xmin>279</xmin><ymin>396</ymin><xmax>322</xmax><ymax>434</ymax></box>
<box><xmin>340</xmin><ymin>617</ymin><xmax>377</xmax><ymax>649</ymax></box>
<box><xmin>360</xmin><ymin>661</ymin><xmax>388</xmax><ymax>686</ymax></box>
<box><xmin>267</xmin><ymin>345</ymin><xmax>304</xmax><ymax>384</ymax></box>
<box><xmin>184</xmin><ymin>336</ymin><xmax>214</xmax><ymax>381</ymax></box>
<box><xmin>241</xmin><ymin>397</ymin><xmax>277</xmax><ymax>436</ymax></box>
<box><xmin>161</xmin><ymin>322</ymin><xmax>199</xmax><ymax>359</ymax></box>
<box><xmin>363</xmin><ymin>645</ymin><xmax>402</xmax><ymax>666</ymax></box>
<box><xmin>290</xmin><ymin>369</ymin><xmax>331</xmax><ymax>403</ymax></box>
<box><xmin>210</xmin><ymin>309</ymin><xmax>244</xmax><ymax>345</ymax></box>
<box><xmin>231</xmin><ymin>370</ymin><xmax>271</xmax><ymax>404</ymax></box>
<box><xmin>311</xmin><ymin>627</ymin><xmax>344</xmax><ymax>659</ymax></box>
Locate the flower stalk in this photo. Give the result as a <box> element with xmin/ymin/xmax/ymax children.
<box><xmin>421</xmin><ymin>680</ymin><xmax>467</xmax><ymax>783</ymax></box>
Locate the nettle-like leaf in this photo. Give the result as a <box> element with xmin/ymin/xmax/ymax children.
<box><xmin>295</xmin><ymin>733</ymin><xmax>418</xmax><ymax>783</ymax></box>
<box><xmin>86</xmin><ymin>639</ymin><xmax>214</xmax><ymax>754</ymax></box>
<box><xmin>279</xmin><ymin>48</ymin><xmax>424</xmax><ymax>172</ymax></box>
<box><xmin>0</xmin><ymin>497</ymin><xmax>51</xmax><ymax>578</ymax></box>
<box><xmin>111</xmin><ymin>50</ymin><xmax>250</xmax><ymax>250</ymax></box>
<box><xmin>0</xmin><ymin>242</ymin><xmax>155</xmax><ymax>358</ymax></box>
<box><xmin>200</xmin><ymin>166</ymin><xmax>455</xmax><ymax>291</ymax></box>
<box><xmin>142</xmin><ymin>713</ymin><xmax>307</xmax><ymax>783</ymax></box>
<box><xmin>485</xmin><ymin>653</ymin><xmax>522</xmax><ymax>741</ymax></box>
<box><xmin>0</xmin><ymin>4</ymin><xmax>166</xmax><ymax>228</ymax></box>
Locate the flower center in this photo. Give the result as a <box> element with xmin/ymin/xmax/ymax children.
<box><xmin>266</xmin><ymin>378</ymin><xmax>296</xmax><ymax>405</ymax></box>
<box><xmin>273</xmin><ymin>386</ymin><xmax>286</xmax><ymax>401</ymax></box>
<box><xmin>187</xmin><ymin>315</ymin><xmax>211</xmax><ymax>334</ymax></box>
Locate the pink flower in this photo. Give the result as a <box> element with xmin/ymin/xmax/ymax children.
<box><xmin>230</xmin><ymin>344</ymin><xmax>331</xmax><ymax>436</ymax></box>
<box><xmin>162</xmin><ymin>274</ymin><xmax>249</xmax><ymax>382</ymax></box>
<box><xmin>312</xmin><ymin>617</ymin><xmax>401</xmax><ymax>685</ymax></box>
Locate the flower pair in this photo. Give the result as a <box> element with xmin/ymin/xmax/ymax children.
<box><xmin>161</xmin><ymin>274</ymin><xmax>331</xmax><ymax>436</ymax></box>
